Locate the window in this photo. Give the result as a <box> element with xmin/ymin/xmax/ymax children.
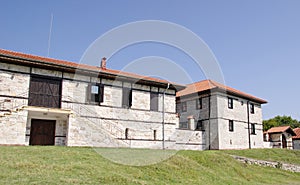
<box><xmin>125</xmin><ymin>128</ymin><xmax>129</xmax><ymax>139</ymax></box>
<box><xmin>176</xmin><ymin>102</ymin><xmax>181</xmax><ymax>113</ymax></box>
<box><xmin>153</xmin><ymin>130</ymin><xmax>157</xmax><ymax>141</ymax></box>
<box><xmin>196</xmin><ymin>98</ymin><xmax>202</xmax><ymax>109</ymax></box>
<box><xmin>87</xmin><ymin>84</ymin><xmax>104</xmax><ymax>104</ymax></box>
<box><xmin>251</xmin><ymin>123</ymin><xmax>256</xmax><ymax>134</ymax></box>
<box><xmin>228</xmin><ymin>97</ymin><xmax>233</xmax><ymax>109</ymax></box>
<box><xmin>29</xmin><ymin>76</ymin><xmax>62</xmax><ymax>108</ymax></box>
<box><xmin>179</xmin><ymin>122</ymin><xmax>188</xmax><ymax>129</ymax></box>
<box><xmin>122</xmin><ymin>88</ymin><xmax>132</xmax><ymax>108</ymax></box>
<box><xmin>150</xmin><ymin>92</ymin><xmax>159</xmax><ymax>111</ymax></box>
<box><xmin>181</xmin><ymin>102</ymin><xmax>187</xmax><ymax>112</ymax></box>
<box><xmin>250</xmin><ymin>103</ymin><xmax>254</xmax><ymax>114</ymax></box>
<box><xmin>229</xmin><ymin>120</ymin><xmax>234</xmax><ymax>132</ymax></box>
<box><xmin>196</xmin><ymin>120</ymin><xmax>204</xmax><ymax>131</ymax></box>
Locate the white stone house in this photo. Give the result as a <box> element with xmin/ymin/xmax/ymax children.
<box><xmin>176</xmin><ymin>80</ymin><xmax>267</xmax><ymax>150</ymax></box>
<box><xmin>0</xmin><ymin>49</ymin><xmax>185</xmax><ymax>148</ymax></box>
<box><xmin>292</xmin><ymin>128</ymin><xmax>300</xmax><ymax>150</ymax></box>
<box><xmin>263</xmin><ymin>126</ymin><xmax>296</xmax><ymax>149</ymax></box>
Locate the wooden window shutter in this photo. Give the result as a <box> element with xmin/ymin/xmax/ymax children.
<box><xmin>122</xmin><ymin>88</ymin><xmax>132</xmax><ymax>108</ymax></box>
<box><xmin>129</xmin><ymin>89</ymin><xmax>132</xmax><ymax>107</ymax></box>
<box><xmin>86</xmin><ymin>84</ymin><xmax>91</xmax><ymax>103</ymax></box>
<box><xmin>99</xmin><ymin>85</ymin><xmax>104</xmax><ymax>104</ymax></box>
<box><xmin>150</xmin><ymin>92</ymin><xmax>158</xmax><ymax>111</ymax></box>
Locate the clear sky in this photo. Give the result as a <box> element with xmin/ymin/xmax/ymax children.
<box><xmin>1</xmin><ymin>0</ymin><xmax>300</xmax><ymax>120</ymax></box>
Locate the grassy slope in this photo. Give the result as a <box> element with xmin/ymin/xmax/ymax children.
<box><xmin>223</xmin><ymin>148</ymin><xmax>300</xmax><ymax>165</ymax></box>
<box><xmin>0</xmin><ymin>146</ymin><xmax>299</xmax><ymax>185</ymax></box>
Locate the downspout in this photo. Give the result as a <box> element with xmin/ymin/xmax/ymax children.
<box><xmin>208</xmin><ymin>95</ymin><xmax>211</xmax><ymax>150</ymax></box>
<box><xmin>162</xmin><ymin>83</ymin><xmax>170</xmax><ymax>150</ymax></box>
<box><xmin>247</xmin><ymin>101</ymin><xmax>251</xmax><ymax>149</ymax></box>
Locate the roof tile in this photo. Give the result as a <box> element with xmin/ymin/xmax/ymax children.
<box><xmin>176</xmin><ymin>79</ymin><xmax>267</xmax><ymax>104</ymax></box>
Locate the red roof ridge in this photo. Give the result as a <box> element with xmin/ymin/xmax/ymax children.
<box><xmin>267</xmin><ymin>125</ymin><xmax>291</xmax><ymax>133</ymax></box>
<box><xmin>177</xmin><ymin>79</ymin><xmax>267</xmax><ymax>104</ymax></box>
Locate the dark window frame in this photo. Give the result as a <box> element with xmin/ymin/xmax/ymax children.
<box><xmin>196</xmin><ymin>120</ymin><xmax>204</xmax><ymax>131</ymax></box>
<box><xmin>29</xmin><ymin>75</ymin><xmax>62</xmax><ymax>108</ymax></box>
<box><xmin>122</xmin><ymin>87</ymin><xmax>132</xmax><ymax>108</ymax></box>
<box><xmin>150</xmin><ymin>92</ymin><xmax>159</xmax><ymax>111</ymax></box>
<box><xmin>179</xmin><ymin>122</ymin><xmax>189</xmax><ymax>129</ymax></box>
<box><xmin>228</xmin><ymin>97</ymin><xmax>233</xmax><ymax>109</ymax></box>
<box><xmin>181</xmin><ymin>102</ymin><xmax>187</xmax><ymax>112</ymax></box>
<box><xmin>229</xmin><ymin>120</ymin><xmax>234</xmax><ymax>132</ymax></box>
<box><xmin>196</xmin><ymin>98</ymin><xmax>202</xmax><ymax>109</ymax></box>
<box><xmin>250</xmin><ymin>103</ymin><xmax>255</xmax><ymax>114</ymax></box>
<box><xmin>251</xmin><ymin>123</ymin><xmax>256</xmax><ymax>135</ymax></box>
<box><xmin>87</xmin><ymin>83</ymin><xmax>104</xmax><ymax>105</ymax></box>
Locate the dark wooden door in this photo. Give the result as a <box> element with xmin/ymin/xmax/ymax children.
<box><xmin>29</xmin><ymin>76</ymin><xmax>62</xmax><ymax>108</ymax></box>
<box><xmin>30</xmin><ymin>119</ymin><xmax>56</xmax><ymax>145</ymax></box>
<box><xmin>282</xmin><ymin>134</ymin><xmax>287</xmax><ymax>148</ymax></box>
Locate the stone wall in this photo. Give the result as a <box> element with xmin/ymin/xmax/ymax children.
<box><xmin>232</xmin><ymin>155</ymin><xmax>300</xmax><ymax>173</ymax></box>
<box><xmin>216</xmin><ymin>93</ymin><xmax>264</xmax><ymax>149</ymax></box>
<box><xmin>0</xmin><ymin>110</ymin><xmax>28</xmax><ymax>145</ymax></box>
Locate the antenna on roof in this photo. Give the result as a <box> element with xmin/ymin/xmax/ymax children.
<box><xmin>47</xmin><ymin>13</ymin><xmax>54</xmax><ymax>57</ymax></box>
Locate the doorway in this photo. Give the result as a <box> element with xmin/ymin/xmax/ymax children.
<box><xmin>282</xmin><ymin>134</ymin><xmax>287</xmax><ymax>148</ymax></box>
<box><xmin>29</xmin><ymin>119</ymin><xmax>56</xmax><ymax>145</ymax></box>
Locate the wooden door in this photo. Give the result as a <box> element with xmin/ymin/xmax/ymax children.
<box><xmin>282</xmin><ymin>134</ymin><xmax>287</xmax><ymax>148</ymax></box>
<box><xmin>30</xmin><ymin>119</ymin><xmax>56</xmax><ymax>145</ymax></box>
<box><xmin>29</xmin><ymin>76</ymin><xmax>62</xmax><ymax>108</ymax></box>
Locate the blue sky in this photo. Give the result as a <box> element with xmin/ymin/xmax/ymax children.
<box><xmin>1</xmin><ymin>0</ymin><xmax>300</xmax><ymax>120</ymax></box>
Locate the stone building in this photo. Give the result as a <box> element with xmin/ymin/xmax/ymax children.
<box><xmin>263</xmin><ymin>126</ymin><xmax>296</xmax><ymax>149</ymax></box>
<box><xmin>176</xmin><ymin>79</ymin><xmax>267</xmax><ymax>150</ymax></box>
<box><xmin>292</xmin><ymin>128</ymin><xmax>300</xmax><ymax>150</ymax></box>
<box><xmin>0</xmin><ymin>49</ymin><xmax>185</xmax><ymax>148</ymax></box>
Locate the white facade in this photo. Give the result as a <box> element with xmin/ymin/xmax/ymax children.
<box><xmin>0</xmin><ymin>51</ymin><xmax>182</xmax><ymax>149</ymax></box>
<box><xmin>176</xmin><ymin>82</ymin><xmax>266</xmax><ymax>150</ymax></box>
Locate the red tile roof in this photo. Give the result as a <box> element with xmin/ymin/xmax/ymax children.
<box><xmin>267</xmin><ymin>126</ymin><xmax>291</xmax><ymax>133</ymax></box>
<box><xmin>266</xmin><ymin>126</ymin><xmax>296</xmax><ymax>136</ymax></box>
<box><xmin>293</xmin><ymin>128</ymin><xmax>300</xmax><ymax>139</ymax></box>
<box><xmin>0</xmin><ymin>49</ymin><xmax>185</xmax><ymax>90</ymax></box>
<box><xmin>176</xmin><ymin>79</ymin><xmax>267</xmax><ymax>104</ymax></box>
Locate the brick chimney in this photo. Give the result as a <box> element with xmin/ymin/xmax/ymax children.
<box><xmin>100</xmin><ymin>57</ymin><xmax>107</xmax><ymax>69</ymax></box>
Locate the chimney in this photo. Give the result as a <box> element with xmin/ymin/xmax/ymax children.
<box><xmin>100</xmin><ymin>57</ymin><xmax>107</xmax><ymax>69</ymax></box>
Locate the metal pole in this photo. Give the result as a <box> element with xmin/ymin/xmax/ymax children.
<box><xmin>162</xmin><ymin>83</ymin><xmax>170</xmax><ymax>150</ymax></box>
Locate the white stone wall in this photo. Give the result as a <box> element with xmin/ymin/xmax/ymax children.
<box><xmin>0</xmin><ymin>71</ymin><xmax>29</xmax><ymax>97</ymax></box>
<box><xmin>0</xmin><ymin>61</ymin><xmax>179</xmax><ymax>148</ymax></box>
<box><xmin>216</xmin><ymin>93</ymin><xmax>264</xmax><ymax>149</ymax></box>
<box><xmin>0</xmin><ymin>110</ymin><xmax>28</xmax><ymax>145</ymax></box>
<box><xmin>293</xmin><ymin>140</ymin><xmax>300</xmax><ymax>150</ymax></box>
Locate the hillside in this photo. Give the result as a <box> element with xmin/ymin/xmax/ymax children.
<box><xmin>0</xmin><ymin>146</ymin><xmax>299</xmax><ymax>184</ymax></box>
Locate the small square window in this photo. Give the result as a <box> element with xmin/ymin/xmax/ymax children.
<box><xmin>87</xmin><ymin>84</ymin><xmax>104</xmax><ymax>104</ymax></box>
<box><xmin>91</xmin><ymin>85</ymin><xmax>99</xmax><ymax>94</ymax></box>
<box><xmin>196</xmin><ymin>120</ymin><xmax>204</xmax><ymax>131</ymax></box>
<box><xmin>196</xmin><ymin>98</ymin><xmax>202</xmax><ymax>109</ymax></box>
<box><xmin>228</xmin><ymin>97</ymin><xmax>233</xmax><ymax>109</ymax></box>
<box><xmin>179</xmin><ymin>122</ymin><xmax>188</xmax><ymax>129</ymax></box>
<box><xmin>229</xmin><ymin>120</ymin><xmax>234</xmax><ymax>132</ymax></box>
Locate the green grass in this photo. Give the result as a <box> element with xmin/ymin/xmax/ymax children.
<box><xmin>0</xmin><ymin>146</ymin><xmax>300</xmax><ymax>184</ymax></box>
<box><xmin>223</xmin><ymin>148</ymin><xmax>300</xmax><ymax>165</ymax></box>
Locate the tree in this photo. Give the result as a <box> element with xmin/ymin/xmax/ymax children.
<box><xmin>263</xmin><ymin>115</ymin><xmax>300</xmax><ymax>131</ymax></box>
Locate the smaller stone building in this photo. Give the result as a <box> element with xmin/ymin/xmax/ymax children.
<box><xmin>263</xmin><ymin>126</ymin><xmax>296</xmax><ymax>149</ymax></box>
<box><xmin>176</xmin><ymin>80</ymin><xmax>267</xmax><ymax>150</ymax></box>
<box><xmin>292</xmin><ymin>128</ymin><xmax>300</xmax><ymax>150</ymax></box>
